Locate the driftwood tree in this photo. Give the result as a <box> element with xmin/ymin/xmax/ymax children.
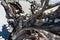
<box><xmin>1</xmin><ymin>0</ymin><xmax>60</xmax><ymax>40</ymax></box>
